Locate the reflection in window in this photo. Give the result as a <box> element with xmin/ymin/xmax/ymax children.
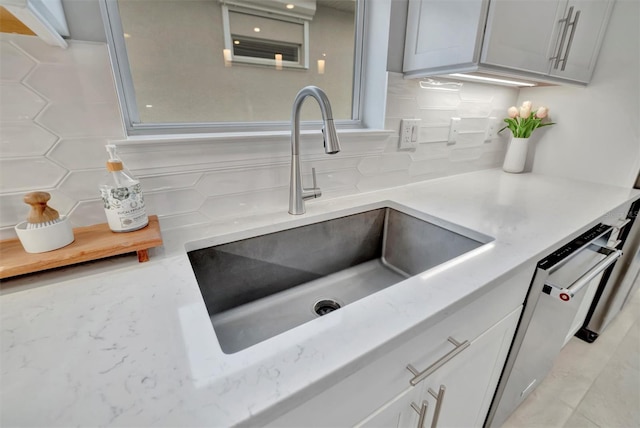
<box><xmin>115</xmin><ymin>0</ymin><xmax>356</xmax><ymax>125</ymax></box>
<box><xmin>232</xmin><ymin>36</ymin><xmax>299</xmax><ymax>63</ymax></box>
<box><xmin>225</xmin><ymin>7</ymin><xmax>306</xmax><ymax>68</ymax></box>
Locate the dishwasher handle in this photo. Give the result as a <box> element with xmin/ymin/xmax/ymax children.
<box><xmin>547</xmin><ymin>249</ymin><xmax>622</xmax><ymax>302</ymax></box>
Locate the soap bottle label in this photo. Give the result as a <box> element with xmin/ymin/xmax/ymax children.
<box><xmin>100</xmin><ymin>183</ymin><xmax>148</xmax><ymax>232</ymax></box>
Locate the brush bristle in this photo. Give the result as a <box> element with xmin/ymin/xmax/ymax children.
<box><xmin>26</xmin><ymin>219</ymin><xmax>62</xmax><ymax>229</ymax></box>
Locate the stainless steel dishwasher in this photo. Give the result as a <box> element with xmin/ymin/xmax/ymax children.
<box><xmin>486</xmin><ymin>223</ymin><xmax>621</xmax><ymax>427</ymax></box>
<box><xmin>578</xmin><ymin>198</ymin><xmax>640</xmax><ymax>342</ymax></box>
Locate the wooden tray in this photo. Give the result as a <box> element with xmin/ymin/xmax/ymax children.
<box><xmin>0</xmin><ymin>215</ymin><xmax>163</xmax><ymax>280</ymax></box>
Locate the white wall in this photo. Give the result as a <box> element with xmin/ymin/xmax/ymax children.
<box><xmin>518</xmin><ymin>0</ymin><xmax>640</xmax><ymax>188</ymax></box>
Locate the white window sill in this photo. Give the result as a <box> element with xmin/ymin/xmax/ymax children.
<box><xmin>111</xmin><ymin>127</ymin><xmax>394</xmax><ymax>147</ymax></box>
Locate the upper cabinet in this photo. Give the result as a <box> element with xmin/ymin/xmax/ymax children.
<box><xmin>403</xmin><ymin>0</ymin><xmax>487</xmax><ymax>73</ymax></box>
<box><xmin>403</xmin><ymin>0</ymin><xmax>615</xmax><ymax>85</ymax></box>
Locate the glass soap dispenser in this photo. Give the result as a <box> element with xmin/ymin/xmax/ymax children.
<box><xmin>99</xmin><ymin>144</ymin><xmax>149</xmax><ymax>232</ymax></box>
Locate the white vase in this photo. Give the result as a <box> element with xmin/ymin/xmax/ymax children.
<box><xmin>503</xmin><ymin>137</ymin><xmax>530</xmax><ymax>173</ymax></box>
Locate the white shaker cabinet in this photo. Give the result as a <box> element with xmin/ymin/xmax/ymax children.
<box><xmin>547</xmin><ymin>0</ymin><xmax>614</xmax><ymax>82</ymax></box>
<box><xmin>403</xmin><ymin>0</ymin><xmax>487</xmax><ymax>73</ymax></box>
<box><xmin>403</xmin><ymin>0</ymin><xmax>614</xmax><ymax>85</ymax></box>
<box><xmin>355</xmin><ymin>306</ymin><xmax>522</xmax><ymax>428</ymax></box>
<box><xmin>480</xmin><ymin>0</ymin><xmax>565</xmax><ymax>75</ymax></box>
<box><xmin>482</xmin><ymin>0</ymin><xmax>614</xmax><ymax>83</ymax></box>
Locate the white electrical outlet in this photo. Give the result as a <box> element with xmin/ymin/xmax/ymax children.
<box><xmin>399</xmin><ymin>119</ymin><xmax>420</xmax><ymax>150</ymax></box>
<box><xmin>448</xmin><ymin>117</ymin><xmax>461</xmax><ymax>145</ymax></box>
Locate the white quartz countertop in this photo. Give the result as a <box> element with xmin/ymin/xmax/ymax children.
<box><xmin>1</xmin><ymin>169</ymin><xmax>638</xmax><ymax>427</ymax></box>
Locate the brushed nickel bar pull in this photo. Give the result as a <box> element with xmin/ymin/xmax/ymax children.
<box><xmin>406</xmin><ymin>337</ymin><xmax>470</xmax><ymax>386</ymax></box>
<box><xmin>560</xmin><ymin>9</ymin><xmax>580</xmax><ymax>71</ymax></box>
<box><xmin>553</xmin><ymin>250</ymin><xmax>621</xmax><ymax>302</ymax></box>
<box><xmin>551</xmin><ymin>6</ymin><xmax>573</xmax><ymax>69</ymax></box>
<box><xmin>410</xmin><ymin>401</ymin><xmax>429</xmax><ymax>428</ymax></box>
<box><xmin>428</xmin><ymin>385</ymin><xmax>446</xmax><ymax>428</ymax></box>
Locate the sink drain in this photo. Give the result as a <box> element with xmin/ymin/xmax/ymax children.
<box><xmin>314</xmin><ymin>299</ymin><xmax>341</xmax><ymax>316</ymax></box>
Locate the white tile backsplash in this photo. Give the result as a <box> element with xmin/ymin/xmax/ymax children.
<box><xmin>0</xmin><ymin>122</ymin><xmax>58</xmax><ymax>157</ymax></box>
<box><xmin>139</xmin><ymin>173</ymin><xmax>203</xmax><ymax>193</ymax></box>
<box><xmin>0</xmin><ymin>41</ymin><xmax>35</xmax><ymax>81</ymax></box>
<box><xmin>57</xmin><ymin>169</ymin><xmax>107</xmax><ymax>201</ymax></box>
<box><xmin>0</xmin><ymin>84</ymin><xmax>47</xmax><ymax>120</ymax></box>
<box><xmin>144</xmin><ymin>189</ymin><xmax>205</xmax><ymax>217</ymax></box>
<box><xmin>357</xmin><ymin>154</ymin><xmax>412</xmax><ymax>175</ymax></box>
<box><xmin>37</xmin><ymin>102</ymin><xmax>124</xmax><ymax>138</ymax></box>
<box><xmin>0</xmin><ymin>34</ymin><xmax>518</xmax><ymax>238</ymax></box>
<box><xmin>67</xmin><ymin>199</ymin><xmax>107</xmax><ymax>227</ymax></box>
<box><xmin>25</xmin><ymin>64</ymin><xmax>119</xmax><ymax>105</ymax></box>
<box><xmin>0</xmin><ymin>158</ymin><xmax>68</xmax><ymax>193</ymax></box>
<box><xmin>48</xmin><ymin>137</ymin><xmax>118</xmax><ymax>170</ymax></box>
<box><xmin>196</xmin><ymin>166</ymin><xmax>290</xmax><ymax>197</ymax></box>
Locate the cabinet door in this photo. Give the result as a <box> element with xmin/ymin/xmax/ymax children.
<box><xmin>353</xmin><ymin>306</ymin><xmax>522</xmax><ymax>428</ymax></box>
<box><xmin>418</xmin><ymin>306</ymin><xmax>522</xmax><ymax>428</ymax></box>
<box><xmin>403</xmin><ymin>0</ymin><xmax>486</xmax><ymax>72</ymax></box>
<box><xmin>354</xmin><ymin>386</ymin><xmax>425</xmax><ymax>428</ymax></box>
<box><xmin>548</xmin><ymin>0</ymin><xmax>614</xmax><ymax>83</ymax></box>
<box><xmin>481</xmin><ymin>0</ymin><xmax>564</xmax><ymax>74</ymax></box>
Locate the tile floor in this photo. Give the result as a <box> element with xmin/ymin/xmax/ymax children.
<box><xmin>502</xmin><ymin>284</ymin><xmax>640</xmax><ymax>428</ymax></box>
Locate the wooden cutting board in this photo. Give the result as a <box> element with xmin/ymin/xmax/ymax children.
<box><xmin>0</xmin><ymin>215</ymin><xmax>163</xmax><ymax>280</ymax></box>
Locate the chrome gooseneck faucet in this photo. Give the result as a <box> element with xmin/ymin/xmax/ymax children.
<box><xmin>289</xmin><ymin>86</ymin><xmax>341</xmax><ymax>215</ymax></box>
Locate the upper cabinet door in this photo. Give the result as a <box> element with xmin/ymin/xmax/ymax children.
<box><xmin>481</xmin><ymin>0</ymin><xmax>564</xmax><ymax>74</ymax></box>
<box><xmin>403</xmin><ymin>0</ymin><xmax>487</xmax><ymax>73</ymax></box>
<box><xmin>548</xmin><ymin>0</ymin><xmax>614</xmax><ymax>83</ymax></box>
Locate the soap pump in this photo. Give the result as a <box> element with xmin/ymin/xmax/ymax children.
<box><xmin>99</xmin><ymin>144</ymin><xmax>148</xmax><ymax>232</ymax></box>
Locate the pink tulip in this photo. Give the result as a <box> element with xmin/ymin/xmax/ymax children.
<box><xmin>535</xmin><ymin>106</ymin><xmax>548</xmax><ymax>119</ymax></box>
<box><xmin>507</xmin><ymin>106</ymin><xmax>519</xmax><ymax>118</ymax></box>
<box><xmin>519</xmin><ymin>106</ymin><xmax>531</xmax><ymax>118</ymax></box>
<box><xmin>522</xmin><ymin>101</ymin><xmax>532</xmax><ymax>110</ymax></box>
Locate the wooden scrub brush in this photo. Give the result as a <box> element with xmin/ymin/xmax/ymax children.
<box><xmin>14</xmin><ymin>191</ymin><xmax>74</xmax><ymax>253</ymax></box>
<box><xmin>24</xmin><ymin>192</ymin><xmax>63</xmax><ymax>229</ymax></box>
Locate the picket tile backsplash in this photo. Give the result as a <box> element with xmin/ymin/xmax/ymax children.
<box><xmin>0</xmin><ymin>34</ymin><xmax>518</xmax><ymax>239</ymax></box>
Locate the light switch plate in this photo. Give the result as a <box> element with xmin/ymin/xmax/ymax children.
<box><xmin>448</xmin><ymin>117</ymin><xmax>461</xmax><ymax>145</ymax></box>
<box><xmin>485</xmin><ymin>117</ymin><xmax>503</xmax><ymax>141</ymax></box>
<box><xmin>399</xmin><ymin>119</ymin><xmax>420</xmax><ymax>150</ymax></box>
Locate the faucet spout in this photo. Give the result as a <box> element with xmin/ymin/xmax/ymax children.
<box><xmin>289</xmin><ymin>86</ymin><xmax>341</xmax><ymax>215</ymax></box>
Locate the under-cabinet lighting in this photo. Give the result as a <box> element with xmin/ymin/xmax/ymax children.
<box><xmin>145</xmin><ymin>104</ymin><xmax>153</xmax><ymax>108</ymax></box>
<box><xmin>448</xmin><ymin>73</ymin><xmax>537</xmax><ymax>87</ymax></box>
<box><xmin>233</xmin><ymin>40</ymin><xmax>240</xmax><ymax>45</ymax></box>
<box><xmin>253</xmin><ymin>27</ymin><xmax>261</xmax><ymax>32</ymax></box>
<box><xmin>286</xmin><ymin>4</ymin><xmax>295</xmax><ymax>9</ymax></box>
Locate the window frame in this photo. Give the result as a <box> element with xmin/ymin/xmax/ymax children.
<box><xmin>99</xmin><ymin>0</ymin><xmax>367</xmax><ymax>136</ymax></box>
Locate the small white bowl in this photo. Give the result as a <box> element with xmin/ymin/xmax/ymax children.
<box><xmin>15</xmin><ymin>216</ymin><xmax>75</xmax><ymax>254</ymax></box>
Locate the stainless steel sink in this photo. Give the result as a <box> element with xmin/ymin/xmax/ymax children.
<box><xmin>187</xmin><ymin>206</ymin><xmax>491</xmax><ymax>353</ymax></box>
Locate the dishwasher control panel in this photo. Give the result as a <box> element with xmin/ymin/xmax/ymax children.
<box><xmin>538</xmin><ymin>223</ymin><xmax>612</xmax><ymax>270</ymax></box>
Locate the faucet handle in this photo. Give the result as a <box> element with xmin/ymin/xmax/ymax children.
<box><xmin>302</xmin><ymin>167</ymin><xmax>322</xmax><ymax>200</ymax></box>
<box><xmin>310</xmin><ymin>167</ymin><xmax>322</xmax><ymax>197</ymax></box>
<box><xmin>311</xmin><ymin>167</ymin><xmax>318</xmax><ymax>190</ymax></box>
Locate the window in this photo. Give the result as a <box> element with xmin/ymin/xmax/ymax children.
<box><xmin>101</xmin><ymin>0</ymin><xmax>365</xmax><ymax>135</ymax></box>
